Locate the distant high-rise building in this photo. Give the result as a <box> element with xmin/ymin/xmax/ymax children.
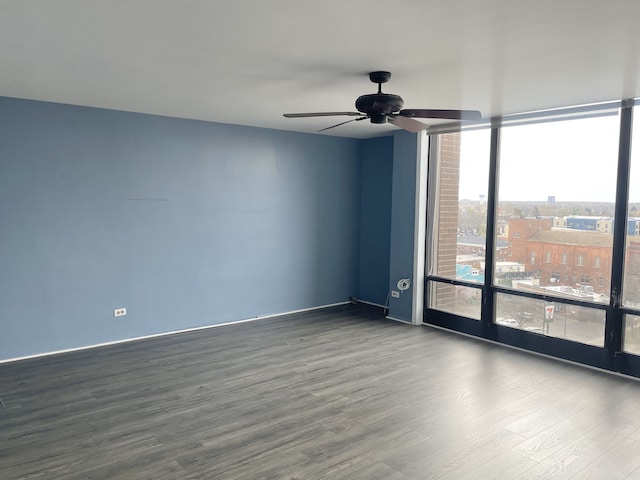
<box><xmin>548</xmin><ymin>196</ymin><xmax>556</xmax><ymax>204</ymax></box>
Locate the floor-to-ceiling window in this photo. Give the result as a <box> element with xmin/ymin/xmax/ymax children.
<box><xmin>493</xmin><ymin>114</ymin><xmax>619</xmax><ymax>347</ymax></box>
<box><xmin>425</xmin><ymin>101</ymin><xmax>640</xmax><ymax>377</ymax></box>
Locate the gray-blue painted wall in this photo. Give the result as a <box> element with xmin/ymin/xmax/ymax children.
<box><xmin>358</xmin><ymin>136</ymin><xmax>393</xmax><ymax>307</ymax></box>
<box><xmin>387</xmin><ymin>131</ymin><xmax>419</xmax><ymax>322</ymax></box>
<box><xmin>0</xmin><ymin>97</ymin><xmax>383</xmax><ymax>360</ymax></box>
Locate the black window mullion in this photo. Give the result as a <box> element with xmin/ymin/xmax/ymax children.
<box><xmin>607</xmin><ymin>100</ymin><xmax>634</xmax><ymax>367</ymax></box>
<box><xmin>481</xmin><ymin>126</ymin><xmax>501</xmax><ymax>327</ymax></box>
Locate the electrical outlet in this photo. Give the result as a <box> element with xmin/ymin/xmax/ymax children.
<box><xmin>391</xmin><ymin>291</ymin><xmax>400</xmax><ymax>298</ymax></box>
<box><xmin>114</xmin><ymin>308</ymin><xmax>127</xmax><ymax>317</ymax></box>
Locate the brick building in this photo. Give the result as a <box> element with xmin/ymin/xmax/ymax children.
<box><xmin>527</xmin><ymin>230</ymin><xmax>612</xmax><ymax>294</ymax></box>
<box><xmin>432</xmin><ymin>133</ymin><xmax>461</xmax><ymax>308</ymax></box>
<box><xmin>501</xmin><ymin>218</ymin><xmax>552</xmax><ymax>263</ymax></box>
<box><xmin>624</xmin><ymin>238</ymin><xmax>640</xmax><ymax>305</ymax></box>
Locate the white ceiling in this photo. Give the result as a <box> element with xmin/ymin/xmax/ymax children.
<box><xmin>2</xmin><ymin>0</ymin><xmax>640</xmax><ymax>139</ymax></box>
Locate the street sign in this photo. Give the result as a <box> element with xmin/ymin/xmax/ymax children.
<box><xmin>544</xmin><ymin>304</ymin><xmax>555</xmax><ymax>322</ymax></box>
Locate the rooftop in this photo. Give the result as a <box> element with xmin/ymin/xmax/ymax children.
<box><xmin>529</xmin><ymin>229</ymin><xmax>613</xmax><ymax>247</ymax></box>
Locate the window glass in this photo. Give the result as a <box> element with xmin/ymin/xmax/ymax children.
<box><xmin>624</xmin><ymin>314</ymin><xmax>640</xmax><ymax>355</ymax></box>
<box><xmin>494</xmin><ymin>115</ymin><xmax>620</xmax><ymax>305</ymax></box>
<box><xmin>430</xmin><ymin>130</ymin><xmax>491</xmax><ymax>284</ymax></box>
<box><xmin>428</xmin><ymin>281</ymin><xmax>481</xmax><ymax>320</ymax></box>
<box><xmin>623</xmin><ymin>105</ymin><xmax>640</xmax><ymax>309</ymax></box>
<box><xmin>496</xmin><ymin>293</ymin><xmax>605</xmax><ymax>347</ymax></box>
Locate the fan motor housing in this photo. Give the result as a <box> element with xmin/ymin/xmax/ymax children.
<box><xmin>355</xmin><ymin>93</ymin><xmax>404</xmax><ymax>116</ymax></box>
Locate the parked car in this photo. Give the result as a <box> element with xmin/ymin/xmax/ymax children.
<box><xmin>496</xmin><ymin>317</ymin><xmax>519</xmax><ymax>327</ymax></box>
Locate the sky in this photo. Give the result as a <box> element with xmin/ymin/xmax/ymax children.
<box><xmin>457</xmin><ymin>111</ymin><xmax>640</xmax><ymax>203</ymax></box>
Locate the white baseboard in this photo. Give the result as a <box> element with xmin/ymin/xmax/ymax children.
<box><xmin>0</xmin><ymin>301</ymin><xmax>351</xmax><ymax>365</ymax></box>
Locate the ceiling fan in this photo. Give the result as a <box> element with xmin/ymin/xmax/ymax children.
<box><xmin>284</xmin><ymin>71</ymin><xmax>482</xmax><ymax>133</ymax></box>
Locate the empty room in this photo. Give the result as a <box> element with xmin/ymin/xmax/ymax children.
<box><xmin>3</xmin><ymin>1</ymin><xmax>640</xmax><ymax>479</ymax></box>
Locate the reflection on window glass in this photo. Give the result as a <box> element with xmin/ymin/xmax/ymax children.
<box><xmin>428</xmin><ymin>281</ymin><xmax>481</xmax><ymax>320</ymax></box>
<box><xmin>623</xmin><ymin>106</ymin><xmax>640</xmax><ymax>307</ymax></box>
<box><xmin>495</xmin><ymin>115</ymin><xmax>619</xmax><ymax>306</ymax></box>
<box><xmin>624</xmin><ymin>314</ymin><xmax>640</xmax><ymax>355</ymax></box>
<box><xmin>430</xmin><ymin>130</ymin><xmax>491</xmax><ymax>286</ymax></box>
<box><xmin>496</xmin><ymin>293</ymin><xmax>604</xmax><ymax>347</ymax></box>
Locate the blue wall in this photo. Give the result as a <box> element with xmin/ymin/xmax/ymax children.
<box><xmin>0</xmin><ymin>97</ymin><xmax>363</xmax><ymax>359</ymax></box>
<box><xmin>358</xmin><ymin>136</ymin><xmax>393</xmax><ymax>306</ymax></box>
<box><xmin>387</xmin><ymin>131</ymin><xmax>419</xmax><ymax>322</ymax></box>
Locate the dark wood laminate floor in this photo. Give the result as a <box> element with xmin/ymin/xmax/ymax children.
<box><xmin>2</xmin><ymin>304</ymin><xmax>640</xmax><ymax>479</ymax></box>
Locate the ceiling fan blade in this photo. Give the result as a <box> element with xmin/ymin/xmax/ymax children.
<box><xmin>283</xmin><ymin>112</ymin><xmax>362</xmax><ymax>118</ymax></box>
<box><xmin>318</xmin><ymin>116</ymin><xmax>368</xmax><ymax>132</ymax></box>
<box><xmin>388</xmin><ymin>115</ymin><xmax>428</xmax><ymax>133</ymax></box>
<box><xmin>399</xmin><ymin>109</ymin><xmax>482</xmax><ymax>120</ymax></box>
